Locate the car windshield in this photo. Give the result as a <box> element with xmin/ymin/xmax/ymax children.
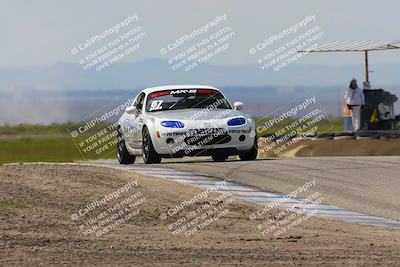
<box><xmin>145</xmin><ymin>89</ymin><xmax>232</xmax><ymax>112</ymax></box>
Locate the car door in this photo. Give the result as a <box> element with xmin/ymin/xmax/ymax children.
<box><xmin>123</xmin><ymin>93</ymin><xmax>143</xmax><ymax>148</ymax></box>
<box><xmin>132</xmin><ymin>92</ymin><xmax>146</xmax><ymax>149</ymax></box>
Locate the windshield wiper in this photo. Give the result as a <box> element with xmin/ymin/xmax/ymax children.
<box><xmin>169</xmin><ymin>96</ymin><xmax>189</xmax><ymax>110</ymax></box>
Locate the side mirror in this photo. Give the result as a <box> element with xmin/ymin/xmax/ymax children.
<box><xmin>125</xmin><ymin>106</ymin><xmax>137</xmax><ymax>114</ymax></box>
<box><xmin>234</xmin><ymin>102</ymin><xmax>243</xmax><ymax>111</ymax></box>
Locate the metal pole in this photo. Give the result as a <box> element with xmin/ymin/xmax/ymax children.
<box><xmin>365</xmin><ymin>50</ymin><xmax>369</xmax><ymax>83</ymax></box>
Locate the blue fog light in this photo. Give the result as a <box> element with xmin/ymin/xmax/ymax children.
<box><xmin>227</xmin><ymin>117</ymin><xmax>246</xmax><ymax>126</ymax></box>
<box><xmin>160</xmin><ymin>121</ymin><xmax>185</xmax><ymax>128</ymax></box>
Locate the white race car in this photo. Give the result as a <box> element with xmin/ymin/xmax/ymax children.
<box><xmin>117</xmin><ymin>85</ymin><xmax>257</xmax><ymax>164</ymax></box>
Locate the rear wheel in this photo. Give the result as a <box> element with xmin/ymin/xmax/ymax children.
<box><xmin>117</xmin><ymin>130</ymin><xmax>135</xmax><ymax>164</ymax></box>
<box><xmin>142</xmin><ymin>126</ymin><xmax>162</xmax><ymax>164</ymax></box>
<box><xmin>211</xmin><ymin>154</ymin><xmax>228</xmax><ymax>162</ymax></box>
<box><xmin>239</xmin><ymin>138</ymin><xmax>258</xmax><ymax>161</ymax></box>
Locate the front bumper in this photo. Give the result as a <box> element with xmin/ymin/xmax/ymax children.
<box><xmin>151</xmin><ymin>126</ymin><xmax>255</xmax><ymax>157</ymax></box>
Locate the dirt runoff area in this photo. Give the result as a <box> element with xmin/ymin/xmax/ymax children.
<box><xmin>258</xmin><ymin>138</ymin><xmax>400</xmax><ymax>157</ymax></box>
<box><xmin>1</xmin><ymin>164</ymin><xmax>400</xmax><ymax>266</ymax></box>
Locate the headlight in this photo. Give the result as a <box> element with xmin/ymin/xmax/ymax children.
<box><xmin>227</xmin><ymin>117</ymin><xmax>246</xmax><ymax>126</ymax></box>
<box><xmin>160</xmin><ymin>121</ymin><xmax>185</xmax><ymax>128</ymax></box>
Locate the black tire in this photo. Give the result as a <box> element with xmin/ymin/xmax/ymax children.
<box><xmin>211</xmin><ymin>154</ymin><xmax>228</xmax><ymax>162</ymax></box>
<box><xmin>117</xmin><ymin>130</ymin><xmax>135</xmax><ymax>164</ymax></box>
<box><xmin>142</xmin><ymin>126</ymin><xmax>162</xmax><ymax>164</ymax></box>
<box><xmin>239</xmin><ymin>138</ymin><xmax>258</xmax><ymax>161</ymax></box>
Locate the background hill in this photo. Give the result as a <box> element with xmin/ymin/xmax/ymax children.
<box><xmin>1</xmin><ymin>59</ymin><xmax>399</xmax><ymax>124</ymax></box>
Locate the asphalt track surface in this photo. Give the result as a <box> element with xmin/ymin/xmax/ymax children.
<box><xmin>104</xmin><ymin>156</ymin><xmax>400</xmax><ymax>222</ymax></box>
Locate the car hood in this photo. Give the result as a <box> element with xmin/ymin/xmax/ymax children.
<box><xmin>147</xmin><ymin>108</ymin><xmax>247</xmax><ymax>121</ymax></box>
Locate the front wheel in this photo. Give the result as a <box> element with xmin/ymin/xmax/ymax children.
<box><xmin>239</xmin><ymin>138</ymin><xmax>258</xmax><ymax>161</ymax></box>
<box><xmin>142</xmin><ymin>126</ymin><xmax>162</xmax><ymax>164</ymax></box>
<box><xmin>117</xmin><ymin>130</ymin><xmax>135</xmax><ymax>164</ymax></box>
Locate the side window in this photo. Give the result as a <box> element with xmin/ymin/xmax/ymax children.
<box><xmin>134</xmin><ymin>93</ymin><xmax>145</xmax><ymax>112</ymax></box>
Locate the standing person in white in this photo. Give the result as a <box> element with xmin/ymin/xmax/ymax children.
<box><xmin>344</xmin><ymin>79</ymin><xmax>365</xmax><ymax>131</ymax></box>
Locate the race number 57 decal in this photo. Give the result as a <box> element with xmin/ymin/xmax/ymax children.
<box><xmin>150</xmin><ymin>100</ymin><xmax>163</xmax><ymax>111</ymax></box>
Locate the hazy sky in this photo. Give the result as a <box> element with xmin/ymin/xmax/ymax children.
<box><xmin>1</xmin><ymin>0</ymin><xmax>399</xmax><ymax>68</ymax></box>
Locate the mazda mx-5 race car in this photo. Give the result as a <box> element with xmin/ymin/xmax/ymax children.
<box><xmin>117</xmin><ymin>85</ymin><xmax>257</xmax><ymax>164</ymax></box>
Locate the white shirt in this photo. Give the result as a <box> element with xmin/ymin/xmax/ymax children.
<box><xmin>345</xmin><ymin>87</ymin><xmax>365</xmax><ymax>106</ymax></box>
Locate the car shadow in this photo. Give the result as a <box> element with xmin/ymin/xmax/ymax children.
<box><xmin>155</xmin><ymin>157</ymin><xmax>277</xmax><ymax>165</ymax></box>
